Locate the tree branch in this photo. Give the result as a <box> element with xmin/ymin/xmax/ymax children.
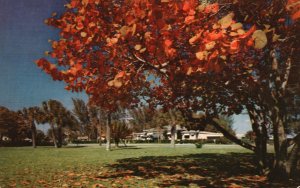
<box><xmin>205</xmin><ymin>117</ymin><xmax>256</xmax><ymax>151</ymax></box>
<box><xmin>281</xmin><ymin>57</ymin><xmax>292</xmax><ymax>92</ymax></box>
<box><xmin>132</xmin><ymin>53</ymin><xmax>169</xmax><ymax>78</ymax></box>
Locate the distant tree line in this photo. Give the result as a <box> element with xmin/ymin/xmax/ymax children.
<box><xmin>0</xmin><ymin>98</ymin><xmax>235</xmax><ymax>148</ymax></box>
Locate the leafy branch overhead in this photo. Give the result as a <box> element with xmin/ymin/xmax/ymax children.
<box><xmin>34</xmin><ymin>0</ymin><xmax>274</xmax><ymax>111</ymax></box>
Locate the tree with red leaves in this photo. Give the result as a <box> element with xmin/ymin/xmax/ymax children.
<box><xmin>36</xmin><ymin>0</ymin><xmax>300</xmax><ymax>179</ymax></box>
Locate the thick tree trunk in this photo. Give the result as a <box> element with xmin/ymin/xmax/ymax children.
<box><xmin>121</xmin><ymin>139</ymin><xmax>127</xmax><ymax>147</ymax></box>
<box><xmin>0</xmin><ymin>133</ymin><xmax>2</xmax><ymax>144</ymax></box>
<box><xmin>94</xmin><ymin>127</ymin><xmax>98</xmax><ymax>140</ymax></box>
<box><xmin>268</xmin><ymin>50</ymin><xmax>293</xmax><ymax>180</ymax></box>
<box><xmin>57</xmin><ymin>127</ymin><xmax>63</xmax><ymax>148</ymax></box>
<box><xmin>286</xmin><ymin>134</ymin><xmax>300</xmax><ymax>178</ymax></box>
<box><xmin>98</xmin><ymin>123</ymin><xmax>102</xmax><ymax>146</ymax></box>
<box><xmin>247</xmin><ymin>106</ymin><xmax>269</xmax><ymax>174</ymax></box>
<box><xmin>261</xmin><ymin>123</ymin><xmax>269</xmax><ymax>170</ymax></box>
<box><xmin>269</xmin><ymin>103</ymin><xmax>289</xmax><ymax>180</ymax></box>
<box><xmin>169</xmin><ymin>110</ymin><xmax>176</xmax><ymax>148</ymax></box>
<box><xmin>170</xmin><ymin>124</ymin><xmax>176</xmax><ymax>148</ymax></box>
<box><xmin>50</xmin><ymin>124</ymin><xmax>58</xmax><ymax>148</ymax></box>
<box><xmin>31</xmin><ymin>121</ymin><xmax>37</xmax><ymax>148</ymax></box>
<box><xmin>106</xmin><ymin>114</ymin><xmax>111</xmax><ymax>151</ymax></box>
<box><xmin>157</xmin><ymin>127</ymin><xmax>161</xmax><ymax>143</ymax></box>
<box><xmin>114</xmin><ymin>138</ymin><xmax>120</xmax><ymax>147</ymax></box>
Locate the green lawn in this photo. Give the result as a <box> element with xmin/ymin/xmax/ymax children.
<box><xmin>0</xmin><ymin>144</ymin><xmax>297</xmax><ymax>187</ymax></box>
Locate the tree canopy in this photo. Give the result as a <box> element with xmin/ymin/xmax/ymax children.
<box><xmin>35</xmin><ymin>0</ymin><xmax>300</xmax><ymax>179</ymax></box>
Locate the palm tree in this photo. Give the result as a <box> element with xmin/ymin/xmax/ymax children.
<box><xmin>19</xmin><ymin>107</ymin><xmax>41</xmax><ymax>148</ymax></box>
<box><xmin>110</xmin><ymin>107</ymin><xmax>133</xmax><ymax>147</ymax></box>
<box><xmin>72</xmin><ymin>98</ymin><xmax>91</xmax><ymax>139</ymax></box>
<box><xmin>57</xmin><ymin>110</ymin><xmax>79</xmax><ymax>147</ymax></box>
<box><xmin>88</xmin><ymin>105</ymin><xmax>105</xmax><ymax>145</ymax></box>
<box><xmin>41</xmin><ymin>100</ymin><xmax>71</xmax><ymax>148</ymax></box>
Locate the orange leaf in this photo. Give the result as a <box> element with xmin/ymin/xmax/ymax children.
<box><xmin>131</xmin><ymin>24</ymin><xmax>137</xmax><ymax>36</ymax></box>
<box><xmin>204</xmin><ymin>3</ymin><xmax>219</xmax><ymax>14</ymax></box>
<box><xmin>76</xmin><ymin>22</ymin><xmax>84</xmax><ymax>30</ymax></box>
<box><xmin>239</xmin><ymin>25</ymin><xmax>256</xmax><ymax>39</ymax></box>
<box><xmin>207</xmin><ymin>31</ymin><xmax>223</xmax><ymax>41</ymax></box>
<box><xmin>184</xmin><ymin>15</ymin><xmax>195</xmax><ymax>24</ymax></box>
<box><xmin>291</xmin><ymin>10</ymin><xmax>300</xmax><ymax>20</ymax></box>
<box><xmin>189</xmin><ymin>34</ymin><xmax>200</xmax><ymax>44</ymax></box>
<box><xmin>230</xmin><ymin>40</ymin><xmax>239</xmax><ymax>53</ymax></box>
<box><xmin>49</xmin><ymin>63</ymin><xmax>57</xmax><ymax>71</ymax></box>
<box><xmin>82</xmin><ymin>0</ymin><xmax>89</xmax><ymax>6</ymax></box>
<box><xmin>69</xmin><ymin>64</ymin><xmax>82</xmax><ymax>76</ymax></box>
<box><xmin>165</xmin><ymin>48</ymin><xmax>176</xmax><ymax>57</ymax></box>
<box><xmin>115</xmin><ymin>71</ymin><xmax>126</xmax><ymax>79</ymax></box>
<box><xmin>247</xmin><ymin>38</ymin><xmax>254</xmax><ymax>46</ymax></box>
<box><xmin>183</xmin><ymin>1</ymin><xmax>191</xmax><ymax>12</ymax></box>
<box><xmin>108</xmin><ymin>80</ymin><xmax>114</xmax><ymax>87</ymax></box>
<box><xmin>164</xmin><ymin>39</ymin><xmax>173</xmax><ymax>47</ymax></box>
<box><xmin>114</xmin><ymin>80</ymin><xmax>123</xmax><ymax>88</ymax></box>
<box><xmin>187</xmin><ymin>67</ymin><xmax>193</xmax><ymax>75</ymax></box>
<box><xmin>209</xmin><ymin>50</ymin><xmax>219</xmax><ymax>60</ymax></box>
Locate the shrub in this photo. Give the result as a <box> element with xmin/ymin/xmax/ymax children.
<box><xmin>215</xmin><ymin>137</ymin><xmax>232</xmax><ymax>144</ymax></box>
<box><xmin>195</xmin><ymin>142</ymin><xmax>203</xmax><ymax>148</ymax></box>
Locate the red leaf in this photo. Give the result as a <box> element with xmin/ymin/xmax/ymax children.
<box><xmin>230</xmin><ymin>40</ymin><xmax>239</xmax><ymax>53</ymax></box>
<box><xmin>246</xmin><ymin>38</ymin><xmax>254</xmax><ymax>47</ymax></box>
<box><xmin>207</xmin><ymin>31</ymin><xmax>223</xmax><ymax>41</ymax></box>
<box><xmin>182</xmin><ymin>1</ymin><xmax>191</xmax><ymax>12</ymax></box>
<box><xmin>184</xmin><ymin>15</ymin><xmax>195</xmax><ymax>24</ymax></box>
<box><xmin>164</xmin><ymin>39</ymin><xmax>173</xmax><ymax>47</ymax></box>
<box><xmin>239</xmin><ymin>25</ymin><xmax>256</xmax><ymax>39</ymax></box>
<box><xmin>204</xmin><ymin>3</ymin><xmax>219</xmax><ymax>14</ymax></box>
<box><xmin>291</xmin><ymin>10</ymin><xmax>300</xmax><ymax>20</ymax></box>
<box><xmin>115</xmin><ymin>71</ymin><xmax>126</xmax><ymax>79</ymax></box>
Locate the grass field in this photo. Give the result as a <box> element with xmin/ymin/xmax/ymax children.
<box><xmin>0</xmin><ymin>144</ymin><xmax>298</xmax><ymax>187</ymax></box>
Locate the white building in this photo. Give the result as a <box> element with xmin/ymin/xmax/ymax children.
<box><xmin>133</xmin><ymin>127</ymin><xmax>224</xmax><ymax>141</ymax></box>
<box><xmin>132</xmin><ymin>128</ymin><xmax>163</xmax><ymax>141</ymax></box>
<box><xmin>181</xmin><ymin>130</ymin><xmax>223</xmax><ymax>140</ymax></box>
<box><xmin>182</xmin><ymin>130</ymin><xmax>198</xmax><ymax>140</ymax></box>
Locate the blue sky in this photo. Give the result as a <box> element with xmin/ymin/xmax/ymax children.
<box><xmin>0</xmin><ymin>0</ymin><xmax>87</xmax><ymax>111</ymax></box>
<box><xmin>0</xmin><ymin>0</ymin><xmax>251</xmax><ymax>134</ymax></box>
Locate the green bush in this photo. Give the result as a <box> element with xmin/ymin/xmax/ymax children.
<box><xmin>215</xmin><ymin>137</ymin><xmax>232</xmax><ymax>144</ymax></box>
<box><xmin>195</xmin><ymin>142</ymin><xmax>203</xmax><ymax>148</ymax></box>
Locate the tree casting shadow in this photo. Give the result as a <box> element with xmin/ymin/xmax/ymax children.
<box><xmin>97</xmin><ymin>153</ymin><xmax>299</xmax><ymax>187</ymax></box>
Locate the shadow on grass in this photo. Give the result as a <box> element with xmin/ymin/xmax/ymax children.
<box><xmin>114</xmin><ymin>146</ymin><xmax>141</xmax><ymax>150</ymax></box>
<box><xmin>64</xmin><ymin>145</ymin><xmax>87</xmax><ymax>148</ymax></box>
<box><xmin>97</xmin><ymin>153</ymin><xmax>299</xmax><ymax>187</ymax></box>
